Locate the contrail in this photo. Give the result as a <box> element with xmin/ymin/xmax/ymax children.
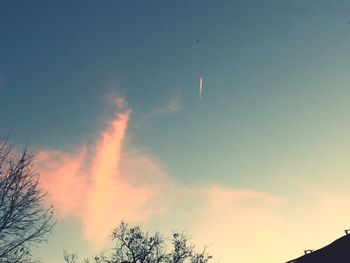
<box><xmin>199</xmin><ymin>76</ymin><xmax>203</xmax><ymax>100</ymax></box>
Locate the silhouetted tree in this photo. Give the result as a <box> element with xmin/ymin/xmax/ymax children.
<box><xmin>65</xmin><ymin>221</ymin><xmax>212</xmax><ymax>263</ymax></box>
<box><xmin>0</xmin><ymin>138</ymin><xmax>54</xmax><ymax>263</ymax></box>
<box><xmin>64</xmin><ymin>250</ymin><xmax>79</xmax><ymax>263</ymax></box>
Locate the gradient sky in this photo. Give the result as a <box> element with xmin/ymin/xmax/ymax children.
<box><xmin>2</xmin><ymin>1</ymin><xmax>350</xmax><ymax>262</ymax></box>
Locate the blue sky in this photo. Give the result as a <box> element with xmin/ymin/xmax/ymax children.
<box><xmin>2</xmin><ymin>1</ymin><xmax>350</xmax><ymax>262</ymax></box>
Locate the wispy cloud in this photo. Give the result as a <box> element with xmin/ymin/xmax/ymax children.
<box><xmin>135</xmin><ymin>93</ymin><xmax>182</xmax><ymax>127</ymax></box>
<box><xmin>36</xmin><ymin>97</ymin><xmax>350</xmax><ymax>262</ymax></box>
<box><xmin>37</xmin><ymin>149</ymin><xmax>88</xmax><ymax>217</ymax></box>
<box><xmin>37</xmin><ymin>101</ymin><xmax>158</xmax><ymax>244</ymax></box>
<box><xmin>163</xmin><ymin>93</ymin><xmax>182</xmax><ymax>114</ymax></box>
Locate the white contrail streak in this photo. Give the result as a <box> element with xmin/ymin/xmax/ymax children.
<box><xmin>199</xmin><ymin>77</ymin><xmax>203</xmax><ymax>100</ymax></box>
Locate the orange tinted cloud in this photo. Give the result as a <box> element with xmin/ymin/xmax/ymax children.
<box><xmin>84</xmin><ymin>110</ymin><xmax>152</xmax><ymax>243</ymax></box>
<box><xmin>36</xmin><ymin>97</ymin><xmax>350</xmax><ymax>262</ymax></box>
<box><xmin>37</xmin><ymin>149</ymin><xmax>88</xmax><ymax>217</ymax></box>
<box><xmin>37</xmin><ymin>104</ymin><xmax>160</xmax><ymax>244</ymax></box>
<box><xmin>190</xmin><ymin>186</ymin><xmax>286</xmax><ymax>262</ymax></box>
<box><xmin>186</xmin><ymin>186</ymin><xmax>350</xmax><ymax>263</ymax></box>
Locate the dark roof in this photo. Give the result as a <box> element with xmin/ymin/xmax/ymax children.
<box><xmin>286</xmin><ymin>234</ymin><xmax>350</xmax><ymax>263</ymax></box>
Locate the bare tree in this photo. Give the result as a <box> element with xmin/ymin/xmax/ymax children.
<box><xmin>105</xmin><ymin>221</ymin><xmax>166</xmax><ymax>263</ymax></box>
<box><xmin>64</xmin><ymin>250</ymin><xmax>79</xmax><ymax>263</ymax></box>
<box><xmin>89</xmin><ymin>221</ymin><xmax>213</xmax><ymax>263</ymax></box>
<box><xmin>0</xmin><ymin>138</ymin><xmax>55</xmax><ymax>263</ymax></box>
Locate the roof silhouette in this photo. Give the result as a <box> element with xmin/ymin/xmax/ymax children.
<box><xmin>286</xmin><ymin>233</ymin><xmax>350</xmax><ymax>263</ymax></box>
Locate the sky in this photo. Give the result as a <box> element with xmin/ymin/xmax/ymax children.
<box><xmin>2</xmin><ymin>1</ymin><xmax>350</xmax><ymax>262</ymax></box>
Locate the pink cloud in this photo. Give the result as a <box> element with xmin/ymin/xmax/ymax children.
<box><xmin>37</xmin><ymin>149</ymin><xmax>88</xmax><ymax>217</ymax></box>
<box><xmin>84</xmin><ymin>110</ymin><xmax>152</xmax><ymax>243</ymax></box>
<box><xmin>36</xmin><ymin>107</ymin><xmax>162</xmax><ymax>245</ymax></box>
<box><xmin>35</xmin><ymin>97</ymin><xmax>350</xmax><ymax>263</ymax></box>
<box><xmin>32</xmin><ymin>98</ymin><xmax>300</xmax><ymax>259</ymax></box>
